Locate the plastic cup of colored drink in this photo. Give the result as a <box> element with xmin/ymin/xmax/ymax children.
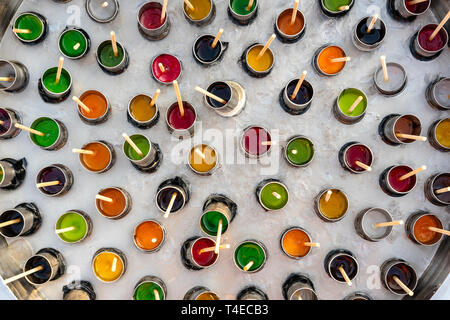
<box><xmin>426</xmin><ymin>77</ymin><xmax>449</xmax><ymax>110</ymax></box>
<box><xmin>29</xmin><ymin>117</ymin><xmax>68</xmax><ymax>151</ymax></box>
<box><xmin>424</xmin><ymin>173</ymin><xmax>450</xmax><ymax>206</ymax></box>
<box><xmin>77</xmin><ymin>90</ymin><xmax>110</xmax><ymax>124</ymax></box>
<box><xmin>280</xmin><ymin>227</ymin><xmax>313</xmax><ymax>259</ymax></box>
<box><xmin>40</xmin><ymin>67</ymin><xmax>72</xmax><ymax>101</ymax></box>
<box><xmin>0</xmin><ymin>60</ymin><xmax>29</xmax><ymax>93</ymax></box>
<box><xmin>155</xmin><ymin>177</ymin><xmax>190</xmax><ymax>215</ymax></box>
<box><xmin>406</xmin><ymin>212</ymin><xmax>443</xmax><ymax>246</ymax></box>
<box><xmin>381</xmin><ymin>165</ymin><xmax>417</xmax><ymax>196</ymax></box>
<box><xmin>165</xmin><ymin>101</ymin><xmax>197</xmax><ymax>137</ymax></box>
<box><xmin>183</xmin><ymin>237</ymin><xmax>219</xmax><ymax>269</ymax></box>
<box><xmin>234</xmin><ymin>240</ymin><xmax>267</xmax><ymax>273</ymax></box>
<box><xmin>428</xmin><ymin>118</ymin><xmax>450</xmax><ymax>152</ymax></box>
<box><xmin>184</xmin><ymin>286</ymin><xmax>220</xmax><ymax>300</ymax></box>
<box><xmin>325</xmin><ymin>249</ymin><xmax>358</xmax><ymax>284</ymax></box>
<box><xmin>58</xmin><ymin>27</ymin><xmax>90</xmax><ymax>59</ymax></box>
<box><xmin>86</xmin><ymin>0</ymin><xmax>119</xmax><ymax>23</ymax></box>
<box><xmin>96</xmin><ymin>40</ymin><xmax>128</xmax><ymax>75</ymax></box>
<box><xmin>256</xmin><ymin>179</ymin><xmax>289</xmax><ymax>211</ymax></box>
<box><xmin>315</xmin><ymin>188</ymin><xmax>349</xmax><ymax>222</ymax></box>
<box><xmin>79</xmin><ymin>140</ymin><xmax>115</xmax><ymax>173</ymax></box>
<box><xmin>393</xmin><ymin>0</ymin><xmax>430</xmax><ymax>18</ymax></box>
<box><xmin>0</xmin><ymin>107</ymin><xmax>21</xmax><ymax>139</ymax></box>
<box><xmin>412</xmin><ymin>24</ymin><xmax>448</xmax><ymax>59</ymax></box>
<box><xmin>275</xmin><ymin>8</ymin><xmax>306</xmax><ymax>42</ymax></box>
<box><xmin>320</xmin><ymin>0</ymin><xmax>354</xmax><ymax>17</ymax></box>
<box><xmin>241</xmin><ymin>125</ymin><xmax>271</xmax><ymax>158</ymax></box>
<box><xmin>133</xmin><ymin>276</ymin><xmax>167</xmax><ymax>300</ymax></box>
<box><xmin>374</xmin><ymin>62</ymin><xmax>407</xmax><ymax>96</ymax></box>
<box><xmin>151</xmin><ymin>54</ymin><xmax>182</xmax><ymax>84</ymax></box>
<box><xmin>353</xmin><ymin>16</ymin><xmax>386</xmax><ymax>51</ymax></box>
<box><xmin>244</xmin><ymin>44</ymin><xmax>274</xmax><ymax>77</ymax></box>
<box><xmin>36</xmin><ymin>164</ymin><xmax>73</xmax><ymax>197</ymax></box>
<box><xmin>55</xmin><ymin>210</ymin><xmax>91</xmax><ymax>244</ymax></box>
<box><xmin>137</xmin><ymin>2</ymin><xmax>170</xmax><ymax>40</ymax></box>
<box><xmin>0</xmin><ymin>203</ymin><xmax>41</xmax><ymax>238</ymax></box>
<box><xmin>122</xmin><ymin>134</ymin><xmax>158</xmax><ymax>169</ymax></box>
<box><xmin>333</xmin><ymin>88</ymin><xmax>368</xmax><ymax>124</ymax></box>
<box><xmin>127</xmin><ymin>94</ymin><xmax>159</xmax><ymax>129</ymax></box>
<box><xmin>13</xmin><ymin>12</ymin><xmax>47</xmax><ymax>44</ymax></box>
<box><xmin>92</xmin><ymin>248</ymin><xmax>126</xmax><ymax>283</ymax></box>
<box><xmin>380</xmin><ymin>258</ymin><xmax>417</xmax><ymax>296</ymax></box>
<box><xmin>313</xmin><ymin>44</ymin><xmax>347</xmax><ymax>76</ymax></box>
<box><xmin>282</xmin><ymin>274</ymin><xmax>318</xmax><ymax>300</ymax></box>
<box><xmin>338</xmin><ymin>142</ymin><xmax>373</xmax><ymax>174</ymax></box>
<box><xmin>24</xmin><ymin>248</ymin><xmax>65</xmax><ymax>285</ymax></box>
<box><xmin>382</xmin><ymin>114</ymin><xmax>422</xmax><ymax>145</ymax></box>
<box><xmin>281</xmin><ymin>79</ymin><xmax>314</xmax><ymax>115</ymax></box>
<box><xmin>284</xmin><ymin>136</ymin><xmax>314</xmax><ymax>167</ymax></box>
<box><xmin>228</xmin><ymin>0</ymin><xmax>258</xmax><ymax>24</ymax></box>
<box><xmin>200</xmin><ymin>199</ymin><xmax>234</xmax><ymax>236</ymax></box>
<box><xmin>96</xmin><ymin>187</ymin><xmax>132</xmax><ymax>219</ymax></box>
<box><xmin>188</xmin><ymin>144</ymin><xmax>218</xmax><ymax>175</ymax></box>
<box><xmin>204</xmin><ymin>81</ymin><xmax>245</xmax><ymax>117</ymax></box>
<box><xmin>133</xmin><ymin>220</ymin><xmax>165</xmax><ymax>253</ymax></box>
<box><xmin>355</xmin><ymin>208</ymin><xmax>393</xmax><ymax>242</ymax></box>
<box><xmin>193</xmin><ymin>34</ymin><xmax>228</xmax><ymax>66</ymax></box>
<box><xmin>183</xmin><ymin>0</ymin><xmax>215</xmax><ymax>26</ymax></box>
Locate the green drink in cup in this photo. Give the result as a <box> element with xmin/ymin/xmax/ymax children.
<box><xmin>320</xmin><ymin>0</ymin><xmax>354</xmax><ymax>17</ymax></box>
<box><xmin>256</xmin><ymin>179</ymin><xmax>289</xmax><ymax>211</ymax></box>
<box><xmin>58</xmin><ymin>27</ymin><xmax>90</xmax><ymax>60</ymax></box>
<box><xmin>96</xmin><ymin>32</ymin><xmax>129</xmax><ymax>75</ymax></box>
<box><xmin>229</xmin><ymin>0</ymin><xmax>258</xmax><ymax>24</ymax></box>
<box><xmin>122</xmin><ymin>133</ymin><xmax>160</xmax><ymax>172</ymax></box>
<box><xmin>28</xmin><ymin>117</ymin><xmax>68</xmax><ymax>151</ymax></box>
<box><xmin>234</xmin><ymin>240</ymin><xmax>267</xmax><ymax>273</ymax></box>
<box><xmin>13</xmin><ymin>12</ymin><xmax>47</xmax><ymax>44</ymax></box>
<box><xmin>200</xmin><ymin>195</ymin><xmax>237</xmax><ymax>236</ymax></box>
<box><xmin>285</xmin><ymin>136</ymin><xmax>314</xmax><ymax>167</ymax></box>
<box><xmin>133</xmin><ymin>276</ymin><xmax>167</xmax><ymax>300</ymax></box>
<box><xmin>40</xmin><ymin>58</ymin><xmax>72</xmax><ymax>103</ymax></box>
<box><xmin>56</xmin><ymin>210</ymin><xmax>92</xmax><ymax>244</ymax></box>
<box><xmin>334</xmin><ymin>88</ymin><xmax>368</xmax><ymax>125</ymax></box>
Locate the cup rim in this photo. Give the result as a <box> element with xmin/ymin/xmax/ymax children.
<box><xmin>95</xmin><ymin>186</ymin><xmax>130</xmax><ymax>219</ymax></box>
<box><xmin>0</xmin><ymin>60</ymin><xmax>19</xmax><ymax>91</ymax></box>
<box><xmin>36</xmin><ymin>164</ymin><xmax>69</xmax><ymax>197</ymax></box>
<box><xmin>240</xmin><ymin>125</ymin><xmax>272</xmax><ymax>158</ymax></box>
<box><xmin>80</xmin><ymin>140</ymin><xmax>114</xmax><ymax>173</ymax></box>
<box><xmin>55</xmin><ymin>210</ymin><xmax>90</xmax><ymax>244</ymax></box>
<box><xmin>233</xmin><ymin>239</ymin><xmax>267</xmax><ymax>273</ymax></box>
<box><xmin>138</xmin><ymin>1</ymin><xmax>168</xmax><ymax>32</ymax></box>
<box><xmin>316</xmin><ymin>188</ymin><xmax>349</xmax><ymax>222</ymax></box>
<box><xmin>245</xmin><ymin>44</ymin><xmax>274</xmax><ymax>74</ymax></box>
<box><xmin>58</xmin><ymin>27</ymin><xmax>89</xmax><ymax>59</ymax></box>
<box><xmin>86</xmin><ymin>0</ymin><xmax>119</xmax><ymax>23</ymax></box>
<box><xmin>280</xmin><ymin>226</ymin><xmax>312</xmax><ymax>259</ymax></box>
<box><xmin>0</xmin><ymin>208</ymin><xmax>25</xmax><ymax>237</ymax></box>
<box><xmin>229</xmin><ymin>0</ymin><xmax>259</xmax><ymax>17</ymax></box>
<box><xmin>133</xmin><ymin>219</ymin><xmax>166</xmax><ymax>252</ymax></box>
<box><xmin>275</xmin><ymin>8</ymin><xmax>306</xmax><ymax>38</ymax></box>
<box><xmin>92</xmin><ymin>248</ymin><xmax>126</xmax><ymax>283</ymax></box>
<box><xmin>284</xmin><ymin>135</ymin><xmax>315</xmax><ymax>167</ymax></box>
<box><xmin>13</xmin><ymin>12</ymin><xmax>45</xmax><ymax>43</ymax></box>
<box><xmin>192</xmin><ymin>34</ymin><xmax>223</xmax><ymax>64</ymax></box>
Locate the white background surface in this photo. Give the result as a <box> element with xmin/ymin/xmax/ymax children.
<box><xmin>0</xmin><ymin>0</ymin><xmax>449</xmax><ymax>300</ymax></box>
